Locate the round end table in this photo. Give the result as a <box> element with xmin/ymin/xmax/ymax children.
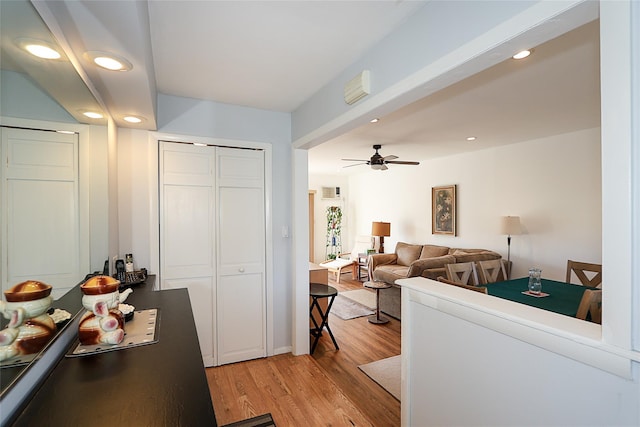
<box><xmin>363</xmin><ymin>280</ymin><xmax>391</xmax><ymax>324</ymax></box>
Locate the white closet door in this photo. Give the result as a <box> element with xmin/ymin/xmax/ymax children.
<box><xmin>159</xmin><ymin>142</ymin><xmax>216</xmax><ymax>366</ymax></box>
<box><xmin>216</xmin><ymin>147</ymin><xmax>266</xmax><ymax>365</ymax></box>
<box><xmin>1</xmin><ymin>127</ymin><xmax>82</xmax><ymax>298</ymax></box>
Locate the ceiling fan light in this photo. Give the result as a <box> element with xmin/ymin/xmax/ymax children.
<box><xmin>371</xmin><ymin>164</ymin><xmax>382</xmax><ymax>170</ymax></box>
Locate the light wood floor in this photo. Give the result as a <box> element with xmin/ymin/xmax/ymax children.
<box><xmin>206</xmin><ymin>272</ymin><xmax>401</xmax><ymax>426</ymax></box>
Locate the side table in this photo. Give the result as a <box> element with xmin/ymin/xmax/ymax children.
<box><xmin>357</xmin><ymin>253</ymin><xmax>369</xmax><ymax>281</ymax></box>
<box><xmin>363</xmin><ymin>280</ymin><xmax>391</xmax><ymax>324</ymax></box>
<box><xmin>309</xmin><ymin>283</ymin><xmax>339</xmax><ymax>353</ymax></box>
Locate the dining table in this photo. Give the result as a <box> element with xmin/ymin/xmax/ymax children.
<box><xmin>485</xmin><ymin>277</ymin><xmax>598</xmax><ymax>318</ymax></box>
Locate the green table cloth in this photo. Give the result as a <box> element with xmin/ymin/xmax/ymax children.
<box><xmin>486</xmin><ymin>277</ymin><xmax>597</xmax><ymax>318</ymax></box>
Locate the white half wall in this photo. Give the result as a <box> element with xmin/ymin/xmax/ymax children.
<box><xmin>346</xmin><ymin>127</ymin><xmax>601</xmax><ymax>281</ymax></box>
<box><xmin>401</xmin><ymin>279</ymin><xmax>640</xmax><ymax>426</ymax></box>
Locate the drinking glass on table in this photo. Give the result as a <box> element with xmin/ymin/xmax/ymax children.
<box><xmin>528</xmin><ymin>268</ymin><xmax>542</xmax><ymax>294</ymax></box>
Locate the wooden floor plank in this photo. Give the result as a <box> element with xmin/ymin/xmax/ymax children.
<box><xmin>207</xmin><ymin>272</ymin><xmax>401</xmax><ymax>426</ymax></box>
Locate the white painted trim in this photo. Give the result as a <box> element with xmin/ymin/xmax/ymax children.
<box><xmin>600</xmin><ymin>0</ymin><xmax>634</xmax><ymax>350</ymax></box>
<box><xmin>292</xmin><ymin>149</ymin><xmax>310</xmax><ymax>355</ymax></box>
<box><xmin>399</xmin><ymin>277</ymin><xmax>635</xmax><ymax>379</ymax></box>
<box><xmin>630</xmin><ymin>0</ymin><xmax>640</xmax><ymax>351</ymax></box>
<box><xmin>148</xmin><ymin>130</ymin><xmax>275</xmax><ymax>358</ymax></box>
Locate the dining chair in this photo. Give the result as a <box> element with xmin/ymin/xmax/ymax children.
<box><xmin>445</xmin><ymin>262</ymin><xmax>480</xmax><ymax>286</ymax></box>
<box><xmin>477</xmin><ymin>259</ymin><xmax>508</xmax><ymax>284</ymax></box>
<box><xmin>437</xmin><ymin>276</ymin><xmax>488</xmax><ymax>294</ymax></box>
<box><xmin>575</xmin><ymin>289</ymin><xmax>602</xmax><ymax>324</ymax></box>
<box><xmin>566</xmin><ymin>260</ymin><xmax>602</xmax><ymax>288</ymax></box>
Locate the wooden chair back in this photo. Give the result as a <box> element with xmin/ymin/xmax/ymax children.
<box><xmin>445</xmin><ymin>262</ymin><xmax>480</xmax><ymax>286</ymax></box>
<box><xmin>575</xmin><ymin>289</ymin><xmax>602</xmax><ymax>324</ymax></box>
<box><xmin>566</xmin><ymin>260</ymin><xmax>602</xmax><ymax>288</ymax></box>
<box><xmin>477</xmin><ymin>259</ymin><xmax>508</xmax><ymax>284</ymax></box>
<box><xmin>437</xmin><ymin>276</ymin><xmax>488</xmax><ymax>294</ymax></box>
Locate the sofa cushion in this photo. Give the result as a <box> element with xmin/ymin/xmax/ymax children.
<box><xmin>373</xmin><ymin>265</ymin><xmax>410</xmax><ymax>284</ymax></box>
<box><xmin>450</xmin><ymin>249</ymin><xmax>501</xmax><ymax>263</ymax></box>
<box><xmin>395</xmin><ymin>242</ymin><xmax>423</xmax><ymax>266</ymax></box>
<box><xmin>420</xmin><ymin>244</ymin><xmax>450</xmax><ymax>259</ymax></box>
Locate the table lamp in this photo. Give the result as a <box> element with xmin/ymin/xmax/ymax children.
<box><xmin>501</xmin><ymin>216</ymin><xmax>521</xmax><ymax>279</ymax></box>
<box><xmin>372</xmin><ymin>221</ymin><xmax>391</xmax><ymax>253</ymax></box>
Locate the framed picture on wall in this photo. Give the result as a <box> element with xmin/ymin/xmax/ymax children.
<box><xmin>432</xmin><ymin>185</ymin><xmax>456</xmax><ymax>235</ymax></box>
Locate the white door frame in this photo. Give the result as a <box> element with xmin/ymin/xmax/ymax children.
<box><xmin>148</xmin><ymin>131</ymin><xmax>274</xmax><ymax>358</ymax></box>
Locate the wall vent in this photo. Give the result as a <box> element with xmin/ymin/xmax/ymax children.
<box><xmin>322</xmin><ymin>186</ymin><xmax>341</xmax><ymax>199</ymax></box>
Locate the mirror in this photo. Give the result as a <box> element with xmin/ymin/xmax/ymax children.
<box><xmin>0</xmin><ymin>0</ymin><xmax>105</xmax><ymax>124</ymax></box>
<box><xmin>0</xmin><ymin>0</ymin><xmax>100</xmax><ymax>398</ymax></box>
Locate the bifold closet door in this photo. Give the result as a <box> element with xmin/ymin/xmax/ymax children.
<box><xmin>1</xmin><ymin>127</ymin><xmax>83</xmax><ymax>298</ymax></box>
<box><xmin>216</xmin><ymin>147</ymin><xmax>266</xmax><ymax>365</ymax></box>
<box><xmin>159</xmin><ymin>142</ymin><xmax>216</xmax><ymax>366</ymax></box>
<box><xmin>159</xmin><ymin>142</ymin><xmax>266</xmax><ymax>367</ymax></box>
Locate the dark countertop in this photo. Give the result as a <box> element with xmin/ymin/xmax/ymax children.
<box><xmin>9</xmin><ymin>277</ymin><xmax>217</xmax><ymax>426</ymax></box>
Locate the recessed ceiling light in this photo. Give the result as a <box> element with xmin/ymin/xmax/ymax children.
<box><xmin>85</xmin><ymin>51</ymin><xmax>132</xmax><ymax>71</ymax></box>
<box><xmin>512</xmin><ymin>49</ymin><xmax>532</xmax><ymax>60</ymax></box>
<box><xmin>193</xmin><ymin>142</ymin><xmax>207</xmax><ymax>147</ymax></box>
<box><xmin>123</xmin><ymin>115</ymin><xmax>143</xmax><ymax>124</ymax></box>
<box><xmin>56</xmin><ymin>130</ymin><xmax>76</xmax><ymax>135</ymax></box>
<box><xmin>82</xmin><ymin>111</ymin><xmax>104</xmax><ymax>119</ymax></box>
<box><xmin>466</xmin><ymin>136</ymin><xmax>477</xmax><ymax>141</ymax></box>
<box><xmin>16</xmin><ymin>39</ymin><xmax>61</xmax><ymax>59</ymax></box>
<box><xmin>370</xmin><ymin>118</ymin><xmax>380</xmax><ymax>123</ymax></box>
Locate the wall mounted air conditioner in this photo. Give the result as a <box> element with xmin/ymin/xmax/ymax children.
<box><xmin>344</xmin><ymin>70</ymin><xmax>370</xmax><ymax>105</ymax></box>
<box><xmin>321</xmin><ymin>186</ymin><xmax>341</xmax><ymax>199</ymax></box>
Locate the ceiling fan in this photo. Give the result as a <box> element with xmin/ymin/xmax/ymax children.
<box><xmin>342</xmin><ymin>144</ymin><xmax>420</xmax><ymax>170</ymax></box>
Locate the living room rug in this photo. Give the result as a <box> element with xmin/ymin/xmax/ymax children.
<box><xmin>358</xmin><ymin>355</ymin><xmax>401</xmax><ymax>401</ymax></box>
<box><xmin>340</xmin><ymin>289</ymin><xmax>376</xmax><ymax>309</ymax></box>
<box><xmin>330</xmin><ymin>294</ymin><xmax>374</xmax><ymax>320</ymax></box>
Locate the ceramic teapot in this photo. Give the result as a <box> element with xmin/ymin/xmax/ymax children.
<box><xmin>0</xmin><ymin>280</ymin><xmax>56</xmax><ymax>362</ymax></box>
<box><xmin>78</xmin><ymin>275</ymin><xmax>133</xmax><ymax>345</ymax></box>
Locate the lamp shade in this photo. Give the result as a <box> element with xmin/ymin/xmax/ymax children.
<box><xmin>372</xmin><ymin>221</ymin><xmax>391</xmax><ymax>237</ymax></box>
<box><xmin>501</xmin><ymin>216</ymin><xmax>521</xmax><ymax>236</ymax></box>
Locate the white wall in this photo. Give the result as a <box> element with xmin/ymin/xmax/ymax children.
<box><xmin>117</xmin><ymin>94</ymin><xmax>294</xmax><ymax>352</ymax></box>
<box><xmin>346</xmin><ymin>128</ymin><xmax>601</xmax><ymax>281</ymax></box>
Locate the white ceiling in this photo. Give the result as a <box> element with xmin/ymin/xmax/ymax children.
<box><xmin>3</xmin><ymin>1</ymin><xmax>600</xmax><ymax>176</ymax></box>
<box><xmin>309</xmin><ymin>19</ymin><xmax>601</xmax><ymax>175</ymax></box>
<box><xmin>148</xmin><ymin>1</ymin><xmax>428</xmax><ymax>112</ymax></box>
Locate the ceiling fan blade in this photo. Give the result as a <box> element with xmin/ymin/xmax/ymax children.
<box><xmin>342</xmin><ymin>158</ymin><xmax>368</xmax><ymax>162</ymax></box>
<box><xmin>385</xmin><ymin>160</ymin><xmax>420</xmax><ymax>165</ymax></box>
<box><xmin>343</xmin><ymin>162</ymin><xmax>367</xmax><ymax>168</ymax></box>
<box><xmin>383</xmin><ymin>155</ymin><xmax>398</xmax><ymax>161</ymax></box>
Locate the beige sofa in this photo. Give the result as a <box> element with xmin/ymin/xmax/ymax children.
<box><xmin>368</xmin><ymin>242</ymin><xmax>502</xmax><ymax>319</ymax></box>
